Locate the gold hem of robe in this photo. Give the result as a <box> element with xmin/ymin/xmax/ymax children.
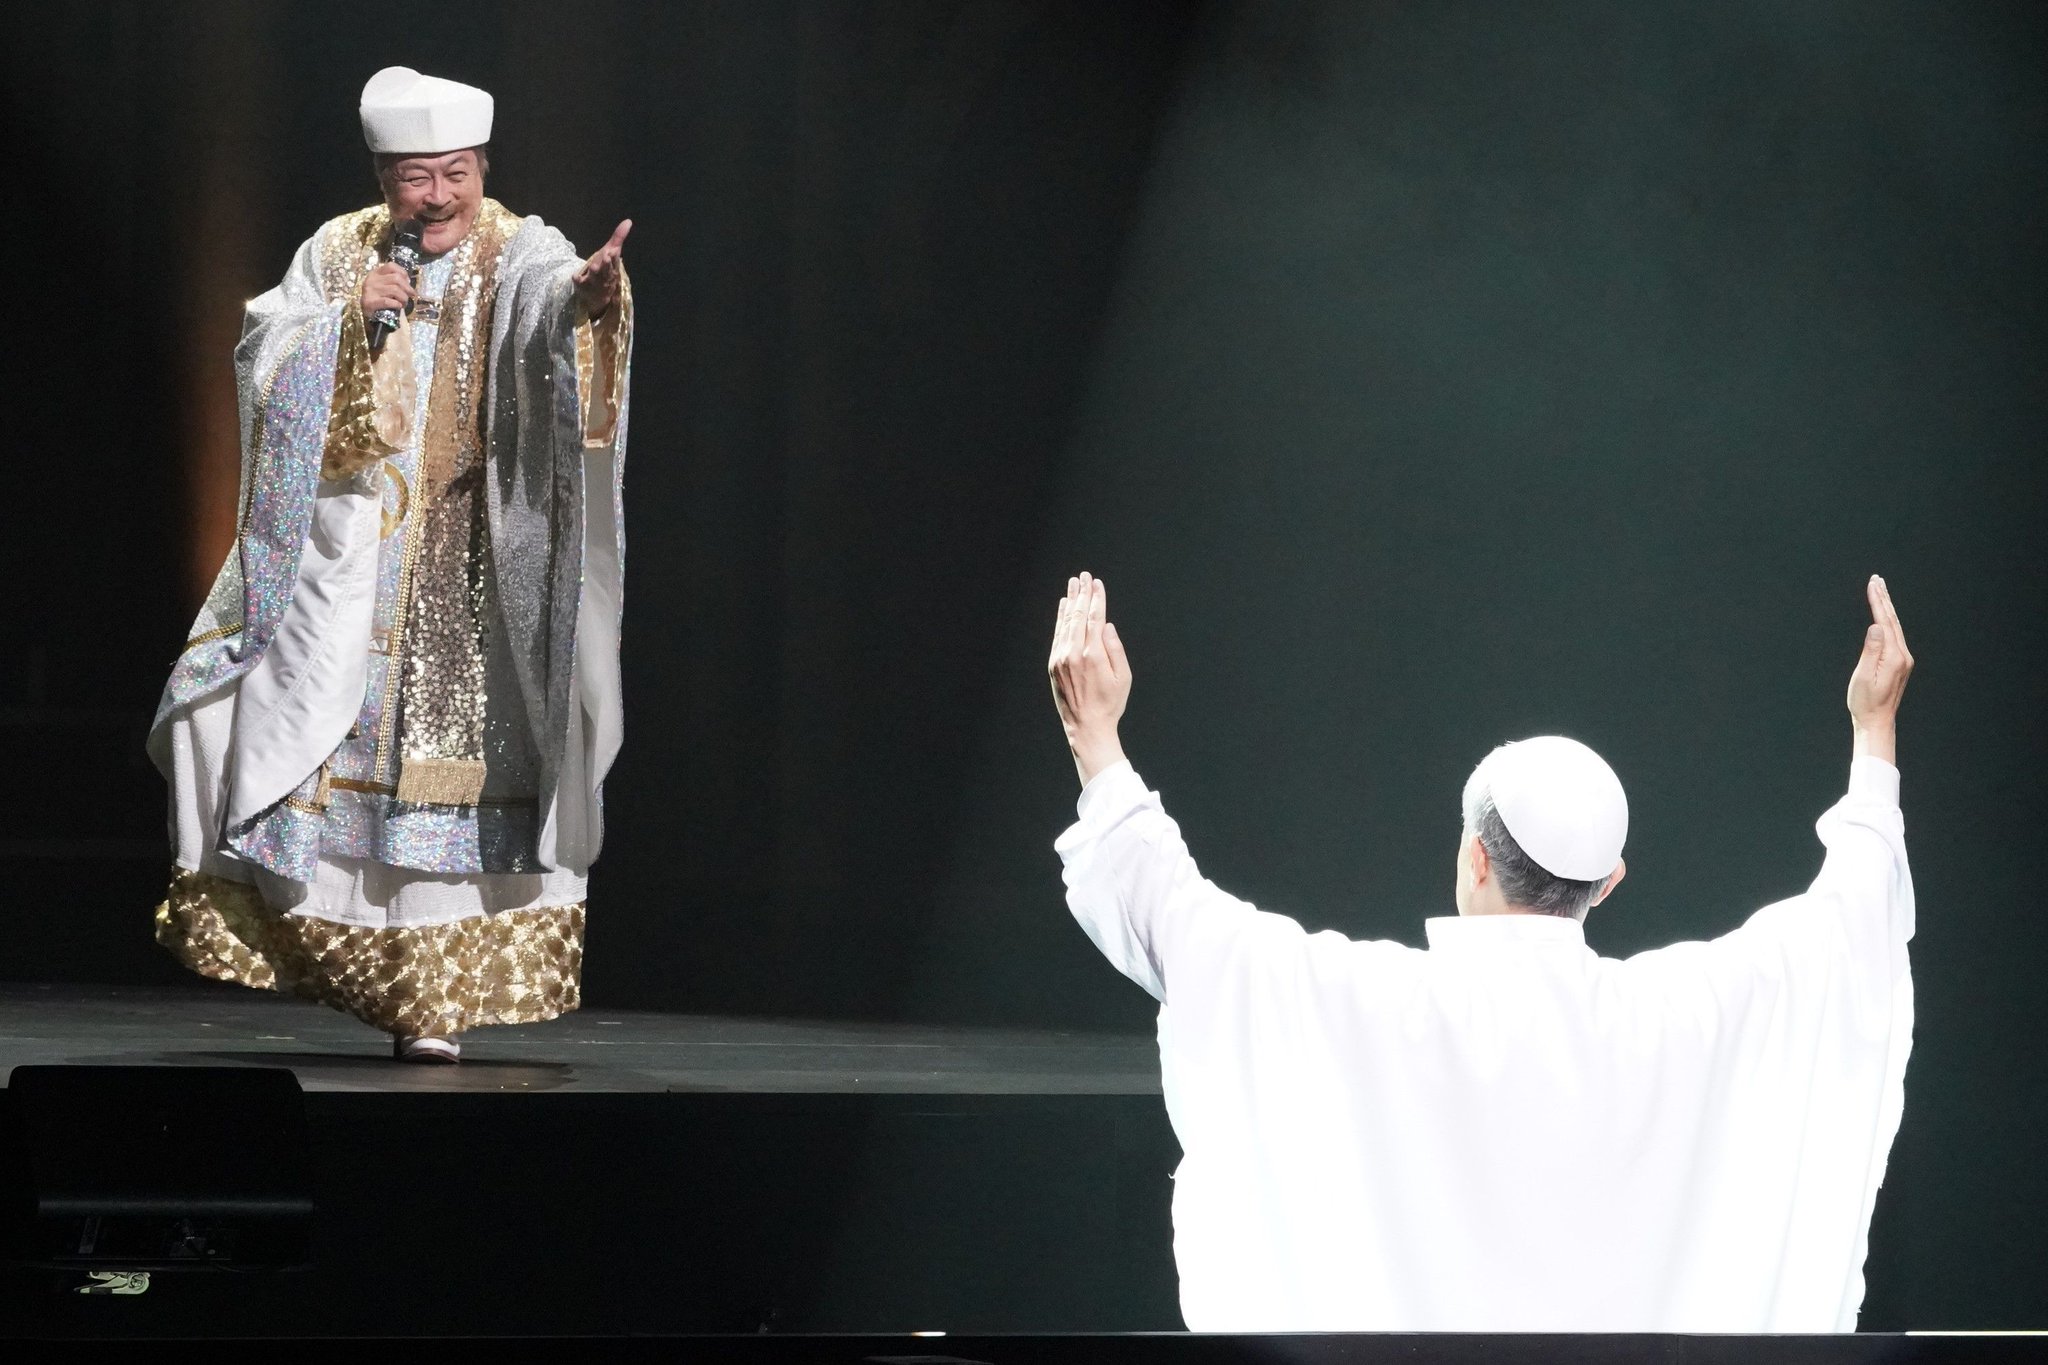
<box><xmin>154</xmin><ymin>868</ymin><xmax>583</xmax><ymax>1038</ymax></box>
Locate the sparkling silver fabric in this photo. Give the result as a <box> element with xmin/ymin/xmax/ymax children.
<box><xmin>150</xmin><ymin>235</ymin><xmax>347</xmax><ymax>743</ymax></box>
<box><xmin>152</xmin><ymin>201</ymin><xmax>632</xmax><ymax>881</ymax></box>
<box><xmin>484</xmin><ymin>216</ymin><xmax>632</xmax><ymax>861</ymax></box>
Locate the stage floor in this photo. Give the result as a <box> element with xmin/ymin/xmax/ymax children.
<box><xmin>0</xmin><ymin>982</ymin><xmax>1161</xmax><ymax>1095</ymax></box>
<box><xmin>2</xmin><ymin>985</ymin><xmax>2032</xmax><ymax>1351</ymax></box>
<box><xmin>1</xmin><ymin>983</ymin><xmax>1183</xmax><ymax>1338</ymax></box>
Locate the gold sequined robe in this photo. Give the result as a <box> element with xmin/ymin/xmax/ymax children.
<box><xmin>149</xmin><ymin>200</ymin><xmax>632</xmax><ymax>1037</ymax></box>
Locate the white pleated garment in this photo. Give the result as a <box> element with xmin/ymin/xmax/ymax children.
<box><xmin>1056</xmin><ymin>757</ymin><xmax>1912</xmax><ymax>1332</ymax></box>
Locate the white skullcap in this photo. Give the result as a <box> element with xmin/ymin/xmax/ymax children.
<box><xmin>359</xmin><ymin>67</ymin><xmax>493</xmax><ymax>155</ymax></box>
<box><xmin>1465</xmin><ymin>736</ymin><xmax>1628</xmax><ymax>881</ymax></box>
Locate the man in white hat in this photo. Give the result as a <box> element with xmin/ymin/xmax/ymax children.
<box><xmin>151</xmin><ymin>68</ymin><xmax>636</xmax><ymax>1062</ymax></box>
<box><xmin>1048</xmin><ymin>573</ymin><xmax>1915</xmax><ymax>1332</ymax></box>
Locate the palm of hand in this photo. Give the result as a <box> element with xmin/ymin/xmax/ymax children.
<box><xmin>1048</xmin><ymin>573</ymin><xmax>1132</xmax><ymax>772</ymax></box>
<box><xmin>1846</xmin><ymin>575</ymin><xmax>1912</xmax><ymax>726</ymax></box>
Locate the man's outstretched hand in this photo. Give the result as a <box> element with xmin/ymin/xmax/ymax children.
<box><xmin>1847</xmin><ymin>574</ymin><xmax>1913</xmax><ymax>766</ymax></box>
<box><xmin>574</xmin><ymin>219</ymin><xmax>632</xmax><ymax>318</ymax></box>
<box><xmin>1049</xmin><ymin>572</ymin><xmax>1132</xmax><ymax>788</ymax></box>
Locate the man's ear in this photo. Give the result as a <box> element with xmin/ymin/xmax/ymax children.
<box><xmin>1590</xmin><ymin>857</ymin><xmax>1627</xmax><ymax>908</ymax></box>
<box><xmin>1467</xmin><ymin>833</ymin><xmax>1492</xmax><ymax>888</ymax></box>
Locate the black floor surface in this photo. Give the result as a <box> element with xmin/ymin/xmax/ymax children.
<box><xmin>0</xmin><ymin>982</ymin><xmax>1161</xmax><ymax>1094</ymax></box>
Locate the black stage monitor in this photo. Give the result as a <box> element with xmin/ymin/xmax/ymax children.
<box><xmin>1</xmin><ymin>1065</ymin><xmax>312</xmax><ymax>1271</ymax></box>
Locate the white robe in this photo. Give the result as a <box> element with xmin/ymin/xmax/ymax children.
<box><xmin>1056</xmin><ymin>757</ymin><xmax>1913</xmax><ymax>1332</ymax></box>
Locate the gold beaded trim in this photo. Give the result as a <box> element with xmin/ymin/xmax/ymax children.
<box><xmin>181</xmin><ymin>622</ymin><xmax>245</xmax><ymax>653</ymax></box>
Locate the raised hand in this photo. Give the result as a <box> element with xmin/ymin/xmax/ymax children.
<box><xmin>574</xmin><ymin>219</ymin><xmax>632</xmax><ymax>318</ymax></box>
<box><xmin>1048</xmin><ymin>571</ymin><xmax>1132</xmax><ymax>787</ymax></box>
<box><xmin>1846</xmin><ymin>575</ymin><xmax>1913</xmax><ymax>765</ymax></box>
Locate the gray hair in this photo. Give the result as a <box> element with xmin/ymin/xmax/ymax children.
<box><xmin>1462</xmin><ymin>784</ymin><xmax>1605</xmax><ymax>920</ymax></box>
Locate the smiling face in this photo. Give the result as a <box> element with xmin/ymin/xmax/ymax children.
<box><xmin>375</xmin><ymin>147</ymin><xmax>485</xmax><ymax>255</ymax></box>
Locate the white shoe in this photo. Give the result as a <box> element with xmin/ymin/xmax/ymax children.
<box><xmin>392</xmin><ymin>1035</ymin><xmax>461</xmax><ymax>1063</ymax></box>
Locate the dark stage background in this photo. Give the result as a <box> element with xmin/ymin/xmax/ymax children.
<box><xmin>5</xmin><ymin>0</ymin><xmax>2043</xmax><ymax>1331</ymax></box>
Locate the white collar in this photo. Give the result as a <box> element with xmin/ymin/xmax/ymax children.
<box><xmin>1424</xmin><ymin>914</ymin><xmax>1587</xmax><ymax>951</ymax></box>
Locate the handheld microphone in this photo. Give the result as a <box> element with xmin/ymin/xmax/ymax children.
<box><xmin>367</xmin><ymin>219</ymin><xmax>424</xmax><ymax>348</ymax></box>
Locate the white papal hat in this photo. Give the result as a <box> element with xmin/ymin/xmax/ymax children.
<box><xmin>359</xmin><ymin>67</ymin><xmax>494</xmax><ymax>155</ymax></box>
<box><xmin>1468</xmin><ymin>736</ymin><xmax>1628</xmax><ymax>881</ymax></box>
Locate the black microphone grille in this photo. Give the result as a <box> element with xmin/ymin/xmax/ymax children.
<box><xmin>392</xmin><ymin>218</ymin><xmax>425</xmax><ymax>249</ymax></box>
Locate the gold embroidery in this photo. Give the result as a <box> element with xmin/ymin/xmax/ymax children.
<box><xmin>155</xmin><ymin>868</ymin><xmax>584</xmax><ymax>1037</ymax></box>
<box><xmin>366</xmin><ymin>314</ymin><xmax>419</xmax><ymax>454</ymax></box>
<box><xmin>576</xmin><ymin>271</ymin><xmax>632</xmax><ymax>447</ymax></box>
<box><xmin>321</xmin><ymin>301</ymin><xmax>384</xmax><ymax>479</ymax></box>
<box><xmin>182</xmin><ymin>622</ymin><xmax>244</xmax><ymax>652</ymax></box>
<box><xmin>326</xmin><ymin>774</ymin><xmax>534</xmax><ymax>807</ymax></box>
<box><xmin>393</xmin><ymin>756</ymin><xmax>487</xmax><ymax>806</ymax></box>
<box><xmin>281</xmin><ymin>765</ymin><xmax>331</xmax><ymax>815</ymax></box>
<box><xmin>301</xmin><ymin>201</ymin><xmax>527</xmax><ymax>805</ymax></box>
<box><xmin>386</xmin><ymin>201</ymin><xmax>522</xmax><ymax>804</ymax></box>
<box><xmin>317</xmin><ymin>207</ymin><xmax>398</xmax><ymax>481</ymax></box>
<box><xmin>379</xmin><ymin>460</ymin><xmax>410</xmax><ymax>540</ymax></box>
<box><xmin>316</xmin><ymin>207</ymin><xmax>388</xmax><ymax>303</ymax></box>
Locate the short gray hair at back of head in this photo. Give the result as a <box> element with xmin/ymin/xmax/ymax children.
<box><xmin>1461</xmin><ymin>759</ymin><xmax>1606</xmax><ymax>920</ymax></box>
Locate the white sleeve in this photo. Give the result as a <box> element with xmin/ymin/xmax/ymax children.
<box><xmin>1812</xmin><ymin>755</ymin><xmax>1911</xmax><ymax>936</ymax></box>
<box><xmin>1054</xmin><ymin>761</ymin><xmax>1311</xmax><ymax>1002</ymax></box>
<box><xmin>1632</xmin><ymin>756</ymin><xmax>1912</xmax><ymax>1031</ymax></box>
<box><xmin>1759</xmin><ymin>755</ymin><xmax>1913</xmax><ymax>1020</ymax></box>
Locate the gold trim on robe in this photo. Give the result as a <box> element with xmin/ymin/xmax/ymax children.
<box><xmin>319</xmin><ymin>207</ymin><xmax>401</xmax><ymax>481</ymax></box>
<box><xmin>155</xmin><ymin>868</ymin><xmax>583</xmax><ymax>1038</ymax></box>
<box><xmin>577</xmin><ymin>271</ymin><xmax>632</xmax><ymax>446</ymax></box>
<box><xmin>386</xmin><ymin>203</ymin><xmax>519</xmax><ymax>806</ymax></box>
